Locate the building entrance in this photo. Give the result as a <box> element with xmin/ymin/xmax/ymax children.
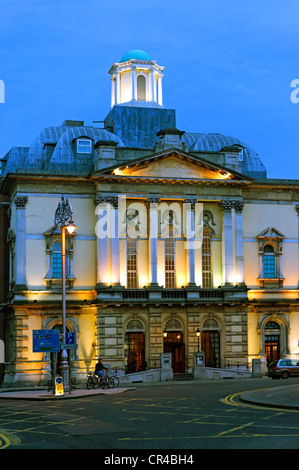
<box><xmin>265</xmin><ymin>335</ymin><xmax>280</xmax><ymax>365</ymax></box>
<box><xmin>201</xmin><ymin>330</ymin><xmax>220</xmax><ymax>368</ymax></box>
<box><xmin>164</xmin><ymin>331</ymin><xmax>185</xmax><ymax>373</ymax></box>
<box><xmin>124</xmin><ymin>332</ymin><xmax>145</xmax><ymax>374</ymax></box>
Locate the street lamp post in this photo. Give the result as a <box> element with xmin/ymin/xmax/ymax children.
<box><xmin>54</xmin><ymin>195</ymin><xmax>77</xmax><ymax>392</ymax></box>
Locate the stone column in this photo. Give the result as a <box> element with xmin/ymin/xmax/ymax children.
<box><xmin>95</xmin><ymin>197</ymin><xmax>110</xmax><ymax>285</ymax></box>
<box><xmin>14</xmin><ymin>196</ymin><xmax>28</xmax><ymax>289</ymax></box>
<box><xmin>147</xmin><ymin>197</ymin><xmax>160</xmax><ymax>286</ymax></box>
<box><xmin>116</xmin><ymin>69</ymin><xmax>120</xmax><ymax>104</ymax></box>
<box><xmin>131</xmin><ymin>66</ymin><xmax>136</xmax><ymax>100</ymax></box>
<box><xmin>95</xmin><ymin>195</ymin><xmax>120</xmax><ymax>286</ymax></box>
<box><xmin>233</xmin><ymin>200</ymin><xmax>245</xmax><ymax>284</ymax></box>
<box><xmin>158</xmin><ymin>75</ymin><xmax>163</xmax><ymax>106</ymax></box>
<box><xmin>109</xmin><ymin>197</ymin><xmax>120</xmax><ymax>285</ymax></box>
<box><xmin>185</xmin><ymin>199</ymin><xmax>196</xmax><ymax>285</ymax></box>
<box><xmin>150</xmin><ymin>66</ymin><xmax>155</xmax><ymax>102</ymax></box>
<box><xmin>111</xmin><ymin>75</ymin><xmax>116</xmax><ymax>107</ymax></box>
<box><xmin>219</xmin><ymin>200</ymin><xmax>234</xmax><ymax>286</ymax></box>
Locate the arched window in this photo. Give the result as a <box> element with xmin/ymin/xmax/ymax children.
<box><xmin>263</xmin><ymin>245</ymin><xmax>276</xmax><ymax>278</ymax></box>
<box><xmin>137</xmin><ymin>75</ymin><xmax>146</xmax><ymax>101</ymax></box>
<box><xmin>44</xmin><ymin>227</ymin><xmax>75</xmax><ymax>289</ymax></box>
<box><xmin>257</xmin><ymin>227</ymin><xmax>284</xmax><ymax>288</ymax></box>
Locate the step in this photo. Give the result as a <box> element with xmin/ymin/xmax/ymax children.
<box><xmin>173</xmin><ymin>373</ymin><xmax>193</xmax><ymax>380</ymax></box>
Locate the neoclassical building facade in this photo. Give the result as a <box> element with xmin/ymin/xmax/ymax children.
<box><xmin>0</xmin><ymin>49</ymin><xmax>299</xmax><ymax>386</ymax></box>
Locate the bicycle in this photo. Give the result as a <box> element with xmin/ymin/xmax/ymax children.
<box><xmin>86</xmin><ymin>371</ymin><xmax>119</xmax><ymax>389</ymax></box>
<box><xmin>109</xmin><ymin>374</ymin><xmax>120</xmax><ymax>388</ymax></box>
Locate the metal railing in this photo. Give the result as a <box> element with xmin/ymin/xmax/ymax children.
<box><xmin>224</xmin><ymin>361</ymin><xmax>251</xmax><ymax>371</ymax></box>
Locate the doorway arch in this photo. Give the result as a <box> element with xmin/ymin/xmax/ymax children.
<box><xmin>201</xmin><ymin>317</ymin><xmax>221</xmax><ymax>368</ymax></box>
<box><xmin>163</xmin><ymin>318</ymin><xmax>185</xmax><ymax>373</ymax></box>
<box><xmin>124</xmin><ymin>318</ymin><xmax>146</xmax><ymax>374</ymax></box>
<box><xmin>264</xmin><ymin>320</ymin><xmax>281</xmax><ymax>365</ymax></box>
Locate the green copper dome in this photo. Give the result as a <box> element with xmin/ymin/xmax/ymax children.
<box><xmin>119</xmin><ymin>49</ymin><xmax>152</xmax><ymax>63</ymax></box>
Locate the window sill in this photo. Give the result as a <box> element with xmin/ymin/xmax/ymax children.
<box><xmin>258</xmin><ymin>278</ymin><xmax>284</xmax><ymax>288</ymax></box>
<box><xmin>45</xmin><ymin>278</ymin><xmax>76</xmax><ymax>289</ymax></box>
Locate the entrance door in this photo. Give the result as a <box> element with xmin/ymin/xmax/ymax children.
<box><xmin>265</xmin><ymin>335</ymin><xmax>280</xmax><ymax>365</ymax></box>
<box><xmin>164</xmin><ymin>331</ymin><xmax>185</xmax><ymax>373</ymax></box>
<box><xmin>125</xmin><ymin>332</ymin><xmax>145</xmax><ymax>374</ymax></box>
<box><xmin>201</xmin><ymin>331</ymin><xmax>220</xmax><ymax>368</ymax></box>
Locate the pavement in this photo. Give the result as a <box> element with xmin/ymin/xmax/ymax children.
<box><xmin>0</xmin><ymin>386</ymin><xmax>137</xmax><ymax>400</ymax></box>
<box><xmin>1</xmin><ymin>378</ymin><xmax>299</xmax><ymax>409</ymax></box>
<box><xmin>239</xmin><ymin>382</ymin><xmax>299</xmax><ymax>409</ymax></box>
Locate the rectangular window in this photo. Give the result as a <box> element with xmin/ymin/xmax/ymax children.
<box><xmin>202</xmin><ymin>232</ymin><xmax>212</xmax><ymax>288</ymax></box>
<box><xmin>127</xmin><ymin>237</ymin><xmax>138</xmax><ymax>288</ymax></box>
<box><xmin>77</xmin><ymin>139</ymin><xmax>92</xmax><ymax>154</ymax></box>
<box><xmin>165</xmin><ymin>232</ymin><xmax>175</xmax><ymax>288</ymax></box>
<box><xmin>263</xmin><ymin>255</ymin><xmax>276</xmax><ymax>278</ymax></box>
<box><xmin>52</xmin><ymin>252</ymin><xmax>62</xmax><ymax>278</ymax></box>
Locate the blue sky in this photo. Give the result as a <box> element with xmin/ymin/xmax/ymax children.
<box><xmin>0</xmin><ymin>0</ymin><xmax>298</xmax><ymax>178</ymax></box>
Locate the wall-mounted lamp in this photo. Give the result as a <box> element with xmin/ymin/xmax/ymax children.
<box><xmin>163</xmin><ymin>328</ymin><xmax>167</xmax><ymax>338</ymax></box>
<box><xmin>196</xmin><ymin>328</ymin><xmax>201</xmax><ymax>352</ymax></box>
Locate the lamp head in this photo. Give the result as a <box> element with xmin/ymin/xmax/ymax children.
<box><xmin>66</xmin><ymin>220</ymin><xmax>77</xmax><ymax>234</ymax></box>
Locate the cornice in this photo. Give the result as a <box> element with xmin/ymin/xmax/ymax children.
<box><xmin>91</xmin><ymin>174</ymin><xmax>251</xmax><ymax>187</ymax></box>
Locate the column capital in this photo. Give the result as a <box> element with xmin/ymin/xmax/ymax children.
<box><xmin>146</xmin><ymin>197</ymin><xmax>160</xmax><ymax>208</ymax></box>
<box><xmin>95</xmin><ymin>195</ymin><xmax>119</xmax><ymax>208</ymax></box>
<box><xmin>233</xmin><ymin>200</ymin><xmax>246</xmax><ymax>212</ymax></box>
<box><xmin>184</xmin><ymin>198</ymin><xmax>196</xmax><ymax>209</ymax></box>
<box><xmin>14</xmin><ymin>196</ymin><xmax>28</xmax><ymax>209</ymax></box>
<box><xmin>219</xmin><ymin>200</ymin><xmax>234</xmax><ymax>212</ymax></box>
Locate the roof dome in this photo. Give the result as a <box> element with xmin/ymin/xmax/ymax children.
<box><xmin>119</xmin><ymin>49</ymin><xmax>152</xmax><ymax>63</ymax></box>
<box><xmin>182</xmin><ymin>132</ymin><xmax>267</xmax><ymax>178</ymax></box>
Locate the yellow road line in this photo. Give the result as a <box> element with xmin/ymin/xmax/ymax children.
<box><xmin>0</xmin><ymin>432</ymin><xmax>11</xmax><ymax>449</ymax></box>
<box><xmin>221</xmin><ymin>390</ymin><xmax>299</xmax><ymax>413</ymax></box>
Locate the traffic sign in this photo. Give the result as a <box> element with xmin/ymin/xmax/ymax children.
<box><xmin>61</xmin><ymin>344</ymin><xmax>78</xmax><ymax>350</ymax></box>
<box><xmin>33</xmin><ymin>330</ymin><xmax>60</xmax><ymax>353</ymax></box>
<box><xmin>55</xmin><ymin>376</ymin><xmax>64</xmax><ymax>396</ymax></box>
<box><xmin>65</xmin><ymin>332</ymin><xmax>75</xmax><ymax>345</ymax></box>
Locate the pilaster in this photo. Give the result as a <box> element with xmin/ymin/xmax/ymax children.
<box><xmin>147</xmin><ymin>197</ymin><xmax>160</xmax><ymax>286</ymax></box>
<box><xmin>219</xmin><ymin>200</ymin><xmax>234</xmax><ymax>286</ymax></box>
<box><xmin>14</xmin><ymin>196</ymin><xmax>28</xmax><ymax>289</ymax></box>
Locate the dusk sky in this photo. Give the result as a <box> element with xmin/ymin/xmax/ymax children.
<box><xmin>0</xmin><ymin>0</ymin><xmax>298</xmax><ymax>179</ymax></box>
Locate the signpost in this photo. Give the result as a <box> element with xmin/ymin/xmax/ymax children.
<box><xmin>33</xmin><ymin>330</ymin><xmax>60</xmax><ymax>353</ymax></box>
<box><xmin>61</xmin><ymin>332</ymin><xmax>77</xmax><ymax>349</ymax></box>
<box><xmin>33</xmin><ymin>330</ymin><xmax>78</xmax><ymax>396</ymax></box>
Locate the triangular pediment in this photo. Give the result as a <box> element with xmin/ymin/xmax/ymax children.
<box><xmin>257</xmin><ymin>227</ymin><xmax>285</xmax><ymax>239</ymax></box>
<box><xmin>98</xmin><ymin>148</ymin><xmax>251</xmax><ymax>181</ymax></box>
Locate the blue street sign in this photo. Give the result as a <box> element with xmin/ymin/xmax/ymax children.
<box><xmin>33</xmin><ymin>330</ymin><xmax>60</xmax><ymax>353</ymax></box>
<box><xmin>65</xmin><ymin>332</ymin><xmax>75</xmax><ymax>345</ymax></box>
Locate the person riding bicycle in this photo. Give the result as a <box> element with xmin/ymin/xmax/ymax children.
<box><xmin>94</xmin><ymin>358</ymin><xmax>107</xmax><ymax>378</ymax></box>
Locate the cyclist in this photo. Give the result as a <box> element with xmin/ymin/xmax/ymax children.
<box><xmin>94</xmin><ymin>358</ymin><xmax>107</xmax><ymax>379</ymax></box>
